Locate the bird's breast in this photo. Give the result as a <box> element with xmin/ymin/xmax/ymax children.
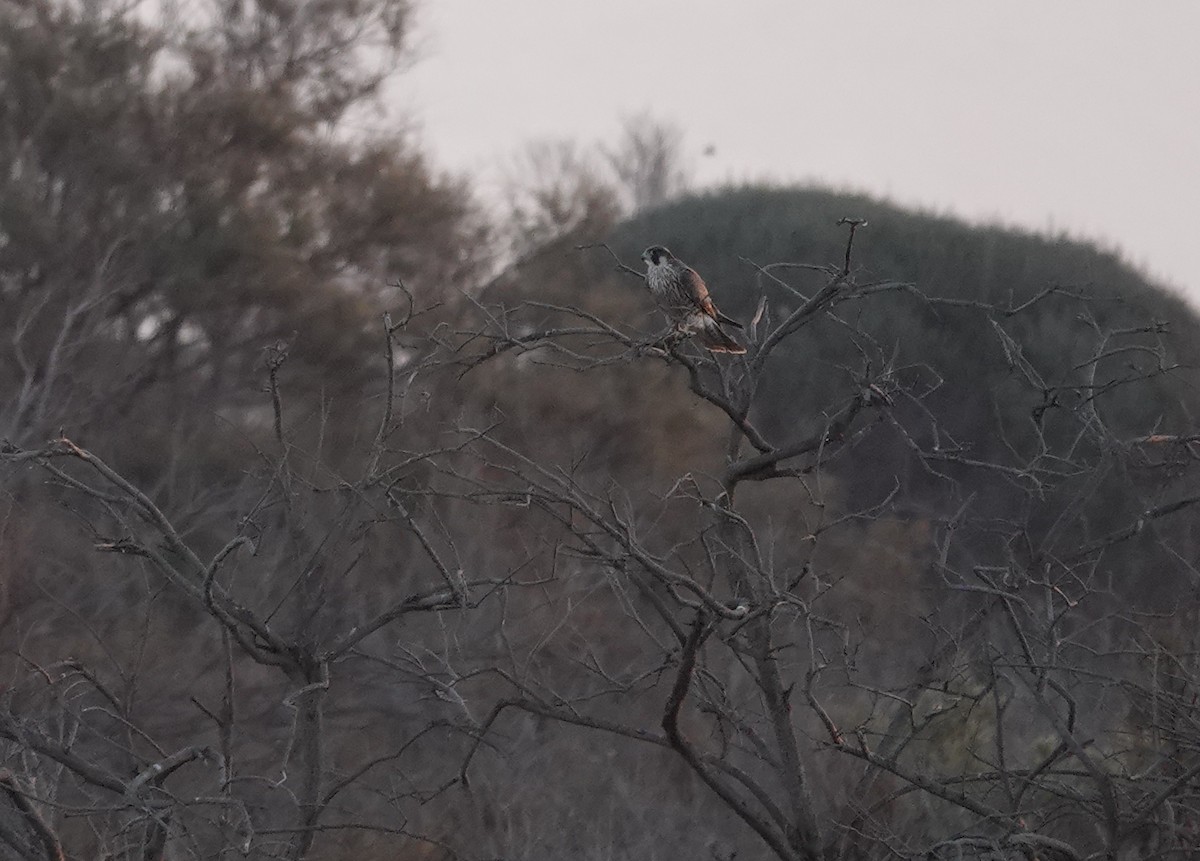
<box><xmin>645</xmin><ymin>267</ymin><xmax>674</xmax><ymax>300</ymax></box>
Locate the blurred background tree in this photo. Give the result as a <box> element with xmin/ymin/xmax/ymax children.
<box><xmin>0</xmin><ymin>0</ymin><xmax>485</xmax><ymax>464</ymax></box>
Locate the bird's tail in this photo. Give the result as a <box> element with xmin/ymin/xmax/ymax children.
<box><xmin>695</xmin><ymin>319</ymin><xmax>747</xmax><ymax>354</ymax></box>
<box><xmin>715</xmin><ymin>310</ymin><xmax>744</xmax><ymax>329</ymax></box>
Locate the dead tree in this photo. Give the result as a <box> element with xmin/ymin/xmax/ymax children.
<box><xmin>455</xmin><ymin>221</ymin><xmax>1200</xmax><ymax>861</ymax></box>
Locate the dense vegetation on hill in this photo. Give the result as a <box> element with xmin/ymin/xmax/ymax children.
<box><xmin>490</xmin><ymin>185</ymin><xmax>1200</xmax><ymax>594</ymax></box>
<box><xmin>609</xmin><ymin>186</ymin><xmax>1200</xmax><ymax>459</ymax></box>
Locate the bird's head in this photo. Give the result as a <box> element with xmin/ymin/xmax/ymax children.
<box><xmin>641</xmin><ymin>245</ymin><xmax>672</xmax><ymax>267</ymax></box>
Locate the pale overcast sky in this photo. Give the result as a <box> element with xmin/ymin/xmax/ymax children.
<box><xmin>395</xmin><ymin>2</ymin><xmax>1200</xmax><ymax>296</ymax></box>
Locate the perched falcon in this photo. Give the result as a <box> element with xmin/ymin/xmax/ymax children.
<box><xmin>641</xmin><ymin>245</ymin><xmax>745</xmax><ymax>354</ymax></box>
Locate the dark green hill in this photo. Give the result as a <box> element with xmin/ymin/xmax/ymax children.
<box><xmin>609</xmin><ymin>185</ymin><xmax>1190</xmax><ymax>314</ymax></box>
<box><xmin>494</xmin><ymin>184</ymin><xmax>1199</xmax><ymax>605</ymax></box>
<box><xmin>475</xmin><ymin>183</ymin><xmax>1200</xmax><ymax>603</ymax></box>
<box><xmin>604</xmin><ymin>186</ymin><xmax>1200</xmax><ymax>496</ymax></box>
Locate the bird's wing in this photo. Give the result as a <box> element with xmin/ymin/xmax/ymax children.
<box><xmin>681</xmin><ymin>266</ymin><xmax>719</xmax><ymax>318</ymax></box>
<box><xmin>682</xmin><ymin>266</ymin><xmax>742</xmax><ymax>328</ymax></box>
